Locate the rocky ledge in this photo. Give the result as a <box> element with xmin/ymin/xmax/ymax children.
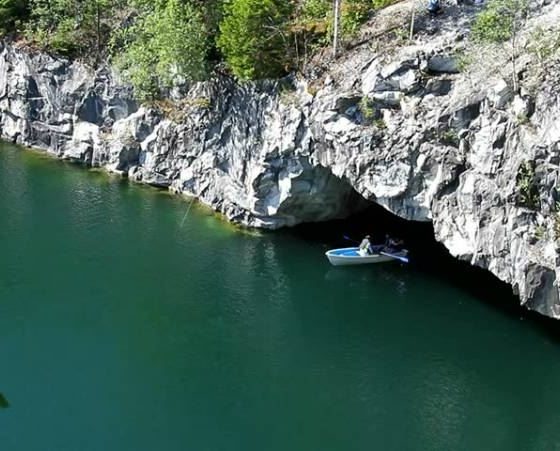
<box><xmin>1</xmin><ymin>1</ymin><xmax>560</xmax><ymax>317</ymax></box>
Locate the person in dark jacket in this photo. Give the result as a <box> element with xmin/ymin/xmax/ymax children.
<box><xmin>384</xmin><ymin>235</ymin><xmax>404</xmax><ymax>252</ymax></box>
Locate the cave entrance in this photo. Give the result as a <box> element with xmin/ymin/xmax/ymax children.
<box><xmin>289</xmin><ymin>200</ymin><xmax>527</xmax><ymax>317</ymax></box>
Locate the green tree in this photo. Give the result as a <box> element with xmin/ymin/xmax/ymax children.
<box><xmin>87</xmin><ymin>0</ymin><xmax>117</xmax><ymax>58</ymax></box>
<box><xmin>217</xmin><ymin>0</ymin><xmax>292</xmax><ymax>80</ymax></box>
<box><xmin>0</xmin><ymin>0</ymin><xmax>29</xmax><ymax>34</ymax></box>
<box><xmin>26</xmin><ymin>0</ymin><xmax>123</xmax><ymax>58</ymax></box>
<box><xmin>26</xmin><ymin>0</ymin><xmax>74</xmax><ymax>53</ymax></box>
<box><xmin>115</xmin><ymin>0</ymin><xmax>209</xmax><ymax>100</ymax></box>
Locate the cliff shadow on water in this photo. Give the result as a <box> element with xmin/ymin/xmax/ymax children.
<box><xmin>286</xmin><ymin>201</ymin><xmax>560</xmax><ymax>338</ymax></box>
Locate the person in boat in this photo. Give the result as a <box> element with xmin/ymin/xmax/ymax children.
<box><xmin>385</xmin><ymin>235</ymin><xmax>405</xmax><ymax>252</ymax></box>
<box><xmin>359</xmin><ymin>235</ymin><xmax>374</xmax><ymax>256</ymax></box>
<box><xmin>384</xmin><ymin>234</ymin><xmax>395</xmax><ymax>250</ymax></box>
<box><xmin>391</xmin><ymin>237</ymin><xmax>404</xmax><ymax>249</ymax></box>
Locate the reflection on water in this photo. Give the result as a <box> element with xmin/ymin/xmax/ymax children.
<box><xmin>3</xmin><ymin>143</ymin><xmax>560</xmax><ymax>451</ymax></box>
<box><xmin>324</xmin><ymin>265</ymin><xmax>409</xmax><ymax>297</ymax></box>
<box><xmin>0</xmin><ymin>393</ymin><xmax>9</xmax><ymax>408</ymax></box>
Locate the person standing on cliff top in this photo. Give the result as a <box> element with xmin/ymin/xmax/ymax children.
<box><xmin>427</xmin><ymin>0</ymin><xmax>442</xmax><ymax>15</ymax></box>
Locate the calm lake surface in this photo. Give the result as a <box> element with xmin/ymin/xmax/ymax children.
<box><xmin>2</xmin><ymin>142</ymin><xmax>560</xmax><ymax>451</ymax></box>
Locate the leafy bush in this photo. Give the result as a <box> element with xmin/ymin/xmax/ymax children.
<box><xmin>359</xmin><ymin>96</ymin><xmax>376</xmax><ymax>123</ymax></box>
<box><xmin>48</xmin><ymin>18</ymin><xmax>80</xmax><ymax>55</ymax></box>
<box><xmin>472</xmin><ymin>9</ymin><xmax>513</xmax><ymax>43</ymax></box>
<box><xmin>302</xmin><ymin>0</ymin><xmax>331</xmax><ymax>19</ymax></box>
<box><xmin>533</xmin><ymin>224</ymin><xmax>546</xmax><ymax>241</ymax></box>
<box><xmin>217</xmin><ymin>0</ymin><xmax>292</xmax><ymax>80</ymax></box>
<box><xmin>116</xmin><ymin>0</ymin><xmax>209</xmax><ymax>100</ymax></box>
<box><xmin>517</xmin><ymin>160</ymin><xmax>540</xmax><ymax>209</ymax></box>
<box><xmin>323</xmin><ymin>0</ymin><xmax>376</xmax><ymax>39</ymax></box>
<box><xmin>472</xmin><ymin>0</ymin><xmax>528</xmax><ymax>43</ymax></box>
<box><xmin>0</xmin><ymin>0</ymin><xmax>28</xmax><ymax>34</ymax></box>
<box><xmin>299</xmin><ymin>0</ymin><xmax>391</xmax><ymax>44</ymax></box>
<box><xmin>24</xmin><ymin>0</ymin><xmax>123</xmax><ymax>58</ymax></box>
<box><xmin>373</xmin><ymin>117</ymin><xmax>386</xmax><ymax>129</ymax></box>
<box><xmin>554</xmin><ymin>201</ymin><xmax>560</xmax><ymax>241</ymax></box>
<box><xmin>527</xmin><ymin>26</ymin><xmax>560</xmax><ymax>64</ymax></box>
<box><xmin>340</xmin><ymin>0</ymin><xmax>370</xmax><ymax>36</ymax></box>
<box><xmin>439</xmin><ymin>129</ymin><xmax>459</xmax><ymax>147</ymax></box>
<box><xmin>455</xmin><ymin>49</ymin><xmax>472</xmax><ymax>72</ymax></box>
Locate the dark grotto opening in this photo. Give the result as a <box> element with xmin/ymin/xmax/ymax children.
<box><xmin>286</xmin><ymin>201</ymin><xmax>560</xmax><ymax>338</ymax></box>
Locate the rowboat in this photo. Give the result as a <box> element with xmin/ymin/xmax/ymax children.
<box><xmin>325</xmin><ymin>247</ymin><xmax>408</xmax><ymax>266</ymax></box>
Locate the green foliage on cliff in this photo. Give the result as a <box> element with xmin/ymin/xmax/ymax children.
<box><xmin>517</xmin><ymin>160</ymin><xmax>540</xmax><ymax>210</ymax></box>
<box><xmin>0</xmin><ymin>0</ymin><xmax>28</xmax><ymax>33</ymax></box>
<box><xmin>554</xmin><ymin>202</ymin><xmax>560</xmax><ymax>241</ymax></box>
<box><xmin>1</xmin><ymin>0</ymin><xmax>398</xmax><ymax>99</ymax></box>
<box><xmin>23</xmin><ymin>0</ymin><xmax>125</xmax><ymax>58</ymax></box>
<box><xmin>340</xmin><ymin>0</ymin><xmax>372</xmax><ymax>36</ymax></box>
<box><xmin>114</xmin><ymin>0</ymin><xmax>209</xmax><ymax>100</ymax></box>
<box><xmin>217</xmin><ymin>0</ymin><xmax>292</xmax><ymax>80</ymax></box>
<box><xmin>302</xmin><ymin>0</ymin><xmax>332</xmax><ymax>19</ymax></box>
<box><xmin>299</xmin><ymin>0</ymin><xmax>388</xmax><ymax>38</ymax></box>
<box><xmin>472</xmin><ymin>0</ymin><xmax>528</xmax><ymax>43</ymax></box>
<box><xmin>527</xmin><ymin>26</ymin><xmax>560</xmax><ymax>64</ymax></box>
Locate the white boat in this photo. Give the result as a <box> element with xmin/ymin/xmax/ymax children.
<box><xmin>325</xmin><ymin>247</ymin><xmax>408</xmax><ymax>266</ymax></box>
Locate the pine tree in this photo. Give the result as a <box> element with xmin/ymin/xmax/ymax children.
<box><xmin>217</xmin><ymin>0</ymin><xmax>292</xmax><ymax>80</ymax></box>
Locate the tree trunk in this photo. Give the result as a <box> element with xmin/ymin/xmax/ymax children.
<box><xmin>511</xmin><ymin>21</ymin><xmax>518</xmax><ymax>93</ymax></box>
<box><xmin>333</xmin><ymin>0</ymin><xmax>341</xmax><ymax>57</ymax></box>
<box><xmin>96</xmin><ymin>1</ymin><xmax>101</xmax><ymax>61</ymax></box>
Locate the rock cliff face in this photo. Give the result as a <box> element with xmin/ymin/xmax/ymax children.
<box><xmin>1</xmin><ymin>1</ymin><xmax>560</xmax><ymax>317</ymax></box>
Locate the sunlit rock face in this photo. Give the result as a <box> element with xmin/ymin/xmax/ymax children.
<box><xmin>1</xmin><ymin>0</ymin><xmax>560</xmax><ymax>317</ymax></box>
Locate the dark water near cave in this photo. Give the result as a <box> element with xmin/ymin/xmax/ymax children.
<box><xmin>2</xmin><ymin>142</ymin><xmax>560</xmax><ymax>451</ymax></box>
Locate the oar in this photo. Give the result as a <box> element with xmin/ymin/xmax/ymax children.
<box><xmin>343</xmin><ymin>235</ymin><xmax>359</xmax><ymax>244</ymax></box>
<box><xmin>345</xmin><ymin>234</ymin><xmax>409</xmax><ymax>263</ymax></box>
<box><xmin>380</xmin><ymin>251</ymin><xmax>409</xmax><ymax>264</ymax></box>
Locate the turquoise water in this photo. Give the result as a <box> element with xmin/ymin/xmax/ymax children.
<box><xmin>2</xmin><ymin>142</ymin><xmax>560</xmax><ymax>451</ymax></box>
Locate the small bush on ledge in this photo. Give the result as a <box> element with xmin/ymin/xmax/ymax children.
<box><xmin>516</xmin><ymin>160</ymin><xmax>540</xmax><ymax>210</ymax></box>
